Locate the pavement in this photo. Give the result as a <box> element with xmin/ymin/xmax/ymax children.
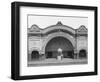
<box><xmin>28</xmin><ymin>58</ymin><xmax>88</xmax><ymax>67</ymax></box>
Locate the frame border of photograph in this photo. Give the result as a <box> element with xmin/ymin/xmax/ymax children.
<box><xmin>11</xmin><ymin>1</ymin><xmax>98</xmax><ymax>80</ymax></box>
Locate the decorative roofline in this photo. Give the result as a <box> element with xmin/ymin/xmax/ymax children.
<box><xmin>28</xmin><ymin>21</ymin><xmax>88</xmax><ymax>36</ymax></box>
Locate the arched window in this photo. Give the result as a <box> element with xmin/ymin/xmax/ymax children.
<box><xmin>79</xmin><ymin>49</ymin><xmax>87</xmax><ymax>58</ymax></box>
<box><xmin>31</xmin><ymin>51</ymin><xmax>39</xmax><ymax>60</ymax></box>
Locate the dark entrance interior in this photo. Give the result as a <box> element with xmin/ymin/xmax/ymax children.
<box><xmin>79</xmin><ymin>49</ymin><xmax>87</xmax><ymax>58</ymax></box>
<box><xmin>31</xmin><ymin>51</ymin><xmax>39</xmax><ymax>60</ymax></box>
<box><xmin>45</xmin><ymin>37</ymin><xmax>74</xmax><ymax>59</ymax></box>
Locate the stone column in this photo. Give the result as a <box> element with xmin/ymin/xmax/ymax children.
<box><xmin>74</xmin><ymin>49</ymin><xmax>77</xmax><ymax>59</ymax></box>
<box><xmin>29</xmin><ymin>50</ymin><xmax>32</xmax><ymax>61</ymax></box>
<box><xmin>39</xmin><ymin>50</ymin><xmax>45</xmax><ymax>60</ymax></box>
<box><xmin>74</xmin><ymin>32</ymin><xmax>79</xmax><ymax>59</ymax></box>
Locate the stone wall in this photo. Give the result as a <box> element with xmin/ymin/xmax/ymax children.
<box><xmin>77</xmin><ymin>36</ymin><xmax>88</xmax><ymax>53</ymax></box>
<box><xmin>27</xmin><ymin>22</ymin><xmax>88</xmax><ymax>60</ymax></box>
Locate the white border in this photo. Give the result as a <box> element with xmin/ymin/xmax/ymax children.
<box><xmin>20</xmin><ymin>6</ymin><xmax>94</xmax><ymax>76</ymax></box>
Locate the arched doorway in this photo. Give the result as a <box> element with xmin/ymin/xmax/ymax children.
<box><xmin>31</xmin><ymin>51</ymin><xmax>39</xmax><ymax>60</ymax></box>
<box><xmin>45</xmin><ymin>37</ymin><xmax>74</xmax><ymax>59</ymax></box>
<box><xmin>79</xmin><ymin>49</ymin><xmax>87</xmax><ymax>58</ymax></box>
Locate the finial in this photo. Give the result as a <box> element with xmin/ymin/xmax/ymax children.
<box><xmin>56</xmin><ymin>21</ymin><xmax>63</xmax><ymax>25</ymax></box>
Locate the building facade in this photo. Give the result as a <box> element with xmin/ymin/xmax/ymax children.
<box><xmin>28</xmin><ymin>21</ymin><xmax>88</xmax><ymax>61</ymax></box>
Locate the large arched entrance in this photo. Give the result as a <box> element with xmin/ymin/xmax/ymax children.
<box><xmin>45</xmin><ymin>37</ymin><xmax>74</xmax><ymax>59</ymax></box>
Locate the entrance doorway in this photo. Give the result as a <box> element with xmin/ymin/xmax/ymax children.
<box><xmin>45</xmin><ymin>37</ymin><xmax>74</xmax><ymax>59</ymax></box>
<box><xmin>31</xmin><ymin>51</ymin><xmax>39</xmax><ymax>60</ymax></box>
<box><xmin>79</xmin><ymin>49</ymin><xmax>87</xmax><ymax>58</ymax></box>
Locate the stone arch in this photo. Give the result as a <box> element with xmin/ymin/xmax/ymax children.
<box><xmin>45</xmin><ymin>36</ymin><xmax>74</xmax><ymax>58</ymax></box>
<box><xmin>42</xmin><ymin>32</ymin><xmax>75</xmax><ymax>54</ymax></box>
<box><xmin>42</xmin><ymin>22</ymin><xmax>75</xmax><ymax>34</ymax></box>
<box><xmin>29</xmin><ymin>47</ymin><xmax>40</xmax><ymax>54</ymax></box>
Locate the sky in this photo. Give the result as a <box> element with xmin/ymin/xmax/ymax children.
<box><xmin>28</xmin><ymin>14</ymin><xmax>88</xmax><ymax>29</ymax></box>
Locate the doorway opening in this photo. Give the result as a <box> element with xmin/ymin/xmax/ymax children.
<box><xmin>79</xmin><ymin>49</ymin><xmax>87</xmax><ymax>58</ymax></box>
<box><xmin>31</xmin><ymin>51</ymin><xmax>39</xmax><ymax>60</ymax></box>
<box><xmin>45</xmin><ymin>37</ymin><xmax>74</xmax><ymax>59</ymax></box>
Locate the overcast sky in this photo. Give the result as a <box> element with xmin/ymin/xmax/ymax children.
<box><xmin>28</xmin><ymin>15</ymin><xmax>88</xmax><ymax>29</ymax></box>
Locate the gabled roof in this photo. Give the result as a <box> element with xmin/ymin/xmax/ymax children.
<box><xmin>28</xmin><ymin>24</ymin><xmax>41</xmax><ymax>33</ymax></box>
<box><xmin>76</xmin><ymin>25</ymin><xmax>88</xmax><ymax>35</ymax></box>
<box><xmin>77</xmin><ymin>25</ymin><xmax>87</xmax><ymax>32</ymax></box>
